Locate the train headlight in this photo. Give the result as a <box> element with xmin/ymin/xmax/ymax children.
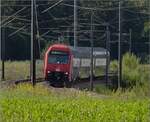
<box><xmin>65</xmin><ymin>72</ymin><xmax>69</xmax><ymax>75</ymax></box>
<box><xmin>48</xmin><ymin>71</ymin><xmax>51</xmax><ymax>74</ymax></box>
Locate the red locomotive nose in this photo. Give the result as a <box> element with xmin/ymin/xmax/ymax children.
<box><xmin>44</xmin><ymin>44</ymin><xmax>72</xmax><ymax>86</ymax></box>
<box><xmin>47</xmin><ymin>63</ymin><xmax>70</xmax><ymax>73</ymax></box>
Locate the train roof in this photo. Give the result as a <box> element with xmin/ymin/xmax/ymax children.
<box><xmin>48</xmin><ymin>44</ymin><xmax>109</xmax><ymax>58</ymax></box>
<box><xmin>69</xmin><ymin>46</ymin><xmax>108</xmax><ymax>58</ymax></box>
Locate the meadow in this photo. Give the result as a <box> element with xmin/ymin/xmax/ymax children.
<box><xmin>0</xmin><ymin>84</ymin><xmax>150</xmax><ymax>122</ymax></box>
<box><xmin>0</xmin><ymin>60</ymin><xmax>43</xmax><ymax>81</ymax></box>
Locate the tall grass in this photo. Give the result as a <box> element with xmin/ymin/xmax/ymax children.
<box><xmin>122</xmin><ymin>53</ymin><xmax>141</xmax><ymax>86</ymax></box>
<box><xmin>109</xmin><ymin>53</ymin><xmax>150</xmax><ymax>97</ymax></box>
<box><xmin>0</xmin><ymin>60</ymin><xmax>43</xmax><ymax>81</ymax></box>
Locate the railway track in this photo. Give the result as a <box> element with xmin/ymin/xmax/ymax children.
<box><xmin>0</xmin><ymin>77</ymin><xmax>44</xmax><ymax>88</ymax></box>
<box><xmin>1</xmin><ymin>74</ymin><xmax>116</xmax><ymax>89</ymax></box>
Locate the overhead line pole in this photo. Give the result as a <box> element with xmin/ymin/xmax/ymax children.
<box><xmin>148</xmin><ymin>0</ymin><xmax>150</xmax><ymax>75</ymax></box>
<box><xmin>106</xmin><ymin>24</ymin><xmax>110</xmax><ymax>87</ymax></box>
<box><xmin>31</xmin><ymin>0</ymin><xmax>37</xmax><ymax>86</ymax></box>
<box><xmin>90</xmin><ymin>11</ymin><xmax>94</xmax><ymax>91</ymax></box>
<box><xmin>129</xmin><ymin>29</ymin><xmax>132</xmax><ymax>53</ymax></box>
<box><xmin>74</xmin><ymin>0</ymin><xmax>77</xmax><ymax>47</ymax></box>
<box><xmin>118</xmin><ymin>1</ymin><xmax>122</xmax><ymax>88</ymax></box>
<box><xmin>149</xmin><ymin>0</ymin><xmax>150</xmax><ymax>65</ymax></box>
<box><xmin>2</xmin><ymin>26</ymin><xmax>5</xmax><ymax>81</ymax></box>
<box><xmin>0</xmin><ymin>0</ymin><xmax>5</xmax><ymax>81</ymax></box>
<box><xmin>35</xmin><ymin>1</ymin><xmax>40</xmax><ymax>59</ymax></box>
<box><xmin>0</xmin><ymin>0</ymin><xmax>2</xmax><ymax>80</ymax></box>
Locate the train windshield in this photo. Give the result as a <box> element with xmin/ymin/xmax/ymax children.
<box><xmin>48</xmin><ymin>50</ymin><xmax>69</xmax><ymax>64</ymax></box>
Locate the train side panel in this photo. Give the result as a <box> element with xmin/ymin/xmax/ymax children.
<box><xmin>70</xmin><ymin>47</ymin><xmax>109</xmax><ymax>81</ymax></box>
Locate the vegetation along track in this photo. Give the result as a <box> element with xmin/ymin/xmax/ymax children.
<box><xmin>0</xmin><ymin>75</ymin><xmax>113</xmax><ymax>90</ymax></box>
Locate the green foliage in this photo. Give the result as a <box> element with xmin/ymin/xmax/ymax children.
<box><xmin>0</xmin><ymin>84</ymin><xmax>150</xmax><ymax>122</ymax></box>
<box><xmin>144</xmin><ymin>21</ymin><xmax>150</xmax><ymax>35</ymax></box>
<box><xmin>110</xmin><ymin>60</ymin><xmax>118</xmax><ymax>73</ymax></box>
<box><xmin>122</xmin><ymin>53</ymin><xmax>141</xmax><ymax>86</ymax></box>
<box><xmin>112</xmin><ymin>80</ymin><xmax>150</xmax><ymax>99</ymax></box>
<box><xmin>110</xmin><ymin>53</ymin><xmax>150</xmax><ymax>89</ymax></box>
<box><xmin>94</xmin><ymin>84</ymin><xmax>112</xmax><ymax>95</ymax></box>
<box><xmin>122</xmin><ymin>53</ymin><xmax>150</xmax><ymax>89</ymax></box>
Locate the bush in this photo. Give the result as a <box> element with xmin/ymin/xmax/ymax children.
<box><xmin>110</xmin><ymin>53</ymin><xmax>150</xmax><ymax>89</ymax></box>
<box><xmin>110</xmin><ymin>60</ymin><xmax>118</xmax><ymax>73</ymax></box>
<box><xmin>122</xmin><ymin>53</ymin><xmax>141</xmax><ymax>87</ymax></box>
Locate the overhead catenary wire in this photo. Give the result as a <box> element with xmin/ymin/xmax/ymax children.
<box><xmin>6</xmin><ymin>26</ymin><xmax>30</xmax><ymax>35</ymax></box>
<box><xmin>1</xmin><ymin>15</ymin><xmax>27</xmax><ymax>18</ymax></box>
<box><xmin>1</xmin><ymin>7</ymin><xmax>27</xmax><ymax>25</ymax></box>
<box><xmin>42</xmin><ymin>0</ymin><xmax>64</xmax><ymax>13</ymax></box>
<box><xmin>62</xmin><ymin>3</ymin><xmax>145</xmax><ymax>11</ymax></box>
<box><xmin>15</xmin><ymin>17</ymin><xmax>31</xmax><ymax>22</ymax></box>
<box><xmin>0</xmin><ymin>0</ymin><xmax>145</xmax><ymax>1</ymax></box>
<box><xmin>0</xmin><ymin>1</ymin><xmax>146</xmax><ymax>27</ymax></box>
<box><xmin>1</xmin><ymin>17</ymin><xmax>30</xmax><ymax>28</ymax></box>
<box><xmin>8</xmin><ymin>25</ymin><xmax>27</xmax><ymax>37</ymax></box>
<box><xmin>1</xmin><ymin>3</ymin><xmax>58</xmax><ymax>7</ymax></box>
<box><xmin>0</xmin><ymin>1</ymin><xmax>148</xmax><ymax>36</ymax></box>
<box><xmin>124</xmin><ymin>9</ymin><xmax>150</xmax><ymax>15</ymax></box>
<box><xmin>0</xmin><ymin>1</ymin><xmax>148</xmax><ymax>41</ymax></box>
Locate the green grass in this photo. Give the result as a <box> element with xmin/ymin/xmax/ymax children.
<box><xmin>0</xmin><ymin>84</ymin><xmax>150</xmax><ymax>122</ymax></box>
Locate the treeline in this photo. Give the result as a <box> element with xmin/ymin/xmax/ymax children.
<box><xmin>1</xmin><ymin>0</ymin><xmax>150</xmax><ymax>61</ymax></box>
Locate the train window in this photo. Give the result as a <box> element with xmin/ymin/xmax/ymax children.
<box><xmin>50</xmin><ymin>50</ymin><xmax>68</xmax><ymax>55</ymax></box>
<box><xmin>48</xmin><ymin>51</ymin><xmax>69</xmax><ymax>64</ymax></box>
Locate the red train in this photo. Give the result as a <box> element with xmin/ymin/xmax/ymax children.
<box><xmin>44</xmin><ymin>44</ymin><xmax>72</xmax><ymax>87</ymax></box>
<box><xmin>44</xmin><ymin>44</ymin><xmax>109</xmax><ymax>87</ymax></box>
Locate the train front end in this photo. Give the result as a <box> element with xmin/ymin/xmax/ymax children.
<box><xmin>44</xmin><ymin>44</ymin><xmax>72</xmax><ymax>87</ymax></box>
